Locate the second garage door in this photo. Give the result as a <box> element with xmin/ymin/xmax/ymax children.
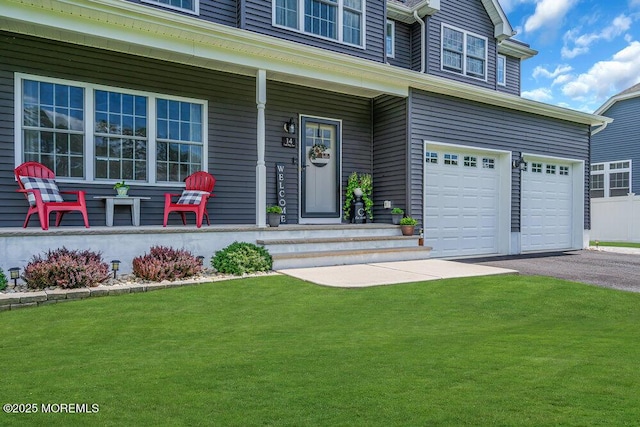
<box><xmin>521</xmin><ymin>160</ymin><xmax>573</xmax><ymax>251</ymax></box>
<box><xmin>424</xmin><ymin>146</ymin><xmax>505</xmax><ymax>258</ymax></box>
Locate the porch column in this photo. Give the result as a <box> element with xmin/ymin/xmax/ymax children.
<box><xmin>256</xmin><ymin>69</ymin><xmax>267</xmax><ymax>227</ymax></box>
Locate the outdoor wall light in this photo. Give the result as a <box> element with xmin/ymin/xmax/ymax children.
<box><xmin>512</xmin><ymin>159</ymin><xmax>527</xmax><ymax>170</ymax></box>
<box><xmin>111</xmin><ymin>260</ymin><xmax>121</xmax><ymax>279</ymax></box>
<box><xmin>283</xmin><ymin>117</ymin><xmax>296</xmax><ymax>135</ymax></box>
<box><xmin>196</xmin><ymin>255</ymin><xmax>205</xmax><ymax>266</ymax></box>
<box><xmin>9</xmin><ymin>267</ymin><xmax>20</xmax><ymax>286</ymax></box>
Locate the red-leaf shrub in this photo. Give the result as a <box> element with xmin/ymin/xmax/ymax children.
<box><xmin>23</xmin><ymin>247</ymin><xmax>110</xmax><ymax>290</ymax></box>
<box><xmin>132</xmin><ymin>246</ymin><xmax>202</xmax><ymax>282</ymax></box>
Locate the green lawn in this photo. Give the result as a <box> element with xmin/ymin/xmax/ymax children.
<box><xmin>2</xmin><ymin>275</ymin><xmax>640</xmax><ymax>426</ymax></box>
<box><xmin>590</xmin><ymin>240</ymin><xmax>640</xmax><ymax>248</ymax></box>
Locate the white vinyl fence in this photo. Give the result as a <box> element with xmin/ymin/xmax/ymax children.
<box><xmin>591</xmin><ymin>194</ymin><xmax>640</xmax><ymax>242</ymax></box>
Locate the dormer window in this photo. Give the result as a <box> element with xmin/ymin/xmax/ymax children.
<box><xmin>274</xmin><ymin>0</ymin><xmax>365</xmax><ymax>47</ymax></box>
<box><xmin>441</xmin><ymin>24</ymin><xmax>487</xmax><ymax>80</ymax></box>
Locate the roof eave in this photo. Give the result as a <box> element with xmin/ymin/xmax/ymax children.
<box><xmin>498</xmin><ymin>40</ymin><xmax>538</xmax><ymax>60</ymax></box>
<box><xmin>3</xmin><ymin>0</ymin><xmax>609</xmax><ymax>127</ymax></box>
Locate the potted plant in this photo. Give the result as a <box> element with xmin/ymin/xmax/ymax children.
<box><xmin>266</xmin><ymin>205</ymin><xmax>283</xmax><ymax>227</ymax></box>
<box><xmin>391</xmin><ymin>207</ymin><xmax>404</xmax><ymax>225</ymax></box>
<box><xmin>113</xmin><ymin>180</ymin><xmax>129</xmax><ymax>197</ymax></box>
<box><xmin>399</xmin><ymin>216</ymin><xmax>418</xmax><ymax>236</ymax></box>
<box><xmin>343</xmin><ymin>172</ymin><xmax>373</xmax><ymax>222</ymax></box>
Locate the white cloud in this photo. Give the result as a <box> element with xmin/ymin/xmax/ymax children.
<box><xmin>631</xmin><ymin>0</ymin><xmax>640</xmax><ymax>8</ymax></box>
<box><xmin>521</xmin><ymin>87</ymin><xmax>554</xmax><ymax>102</ymax></box>
<box><xmin>561</xmin><ymin>41</ymin><xmax>640</xmax><ymax>101</ymax></box>
<box><xmin>552</xmin><ymin>74</ymin><xmax>573</xmax><ymax>86</ymax></box>
<box><xmin>561</xmin><ymin>14</ymin><xmax>633</xmax><ymax>59</ymax></box>
<box><xmin>524</xmin><ymin>0</ymin><xmax>578</xmax><ymax>33</ymax></box>
<box><xmin>532</xmin><ymin>64</ymin><xmax>573</xmax><ymax>79</ymax></box>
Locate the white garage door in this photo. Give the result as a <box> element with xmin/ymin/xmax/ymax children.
<box><xmin>521</xmin><ymin>161</ymin><xmax>573</xmax><ymax>251</ymax></box>
<box><xmin>424</xmin><ymin>149</ymin><xmax>501</xmax><ymax>257</ymax></box>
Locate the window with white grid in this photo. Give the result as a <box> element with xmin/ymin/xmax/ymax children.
<box><xmin>442</xmin><ymin>24</ymin><xmax>487</xmax><ymax>80</ymax></box>
<box><xmin>590</xmin><ymin>160</ymin><xmax>632</xmax><ymax>198</ymax></box>
<box><xmin>274</xmin><ymin>0</ymin><xmax>365</xmax><ymax>47</ymax></box>
<box><xmin>16</xmin><ymin>73</ymin><xmax>206</xmax><ymax>185</ymax></box>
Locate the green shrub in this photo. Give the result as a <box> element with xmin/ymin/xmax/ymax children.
<box><xmin>212</xmin><ymin>242</ymin><xmax>272</xmax><ymax>275</ymax></box>
<box><xmin>391</xmin><ymin>207</ymin><xmax>404</xmax><ymax>214</ymax></box>
<box><xmin>132</xmin><ymin>246</ymin><xmax>202</xmax><ymax>282</ymax></box>
<box><xmin>0</xmin><ymin>268</ymin><xmax>7</xmax><ymax>291</ymax></box>
<box><xmin>23</xmin><ymin>248</ymin><xmax>110</xmax><ymax>290</ymax></box>
<box><xmin>266</xmin><ymin>205</ymin><xmax>283</xmax><ymax>214</ymax></box>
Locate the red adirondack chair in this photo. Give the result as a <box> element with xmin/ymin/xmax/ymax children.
<box><xmin>163</xmin><ymin>171</ymin><xmax>216</xmax><ymax>228</ymax></box>
<box><xmin>14</xmin><ymin>161</ymin><xmax>90</xmax><ymax>230</ymax></box>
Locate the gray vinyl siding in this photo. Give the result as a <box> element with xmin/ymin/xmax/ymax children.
<box><xmin>592</xmin><ymin>98</ymin><xmax>640</xmax><ymax>194</ymax></box>
<box><xmin>388</xmin><ymin>21</ymin><xmax>412</xmax><ymax>69</ymax></box>
<box><xmin>425</xmin><ymin>0</ymin><xmax>497</xmax><ymax>91</ymax></box>
<box><xmin>125</xmin><ymin>0</ymin><xmax>238</xmax><ymax>27</ymax></box>
<box><xmin>243</xmin><ymin>0</ymin><xmax>385</xmax><ymax>62</ymax></box>
<box><xmin>265</xmin><ymin>82</ymin><xmax>373</xmax><ymax>224</ymax></box>
<box><xmin>411</xmin><ymin>21</ymin><xmax>423</xmax><ymax>72</ymax></box>
<box><xmin>372</xmin><ymin>95</ymin><xmax>408</xmax><ymax>222</ymax></box>
<box><xmin>504</xmin><ymin>56</ymin><xmax>521</xmax><ymax>95</ymax></box>
<box><xmin>409</xmin><ymin>89</ymin><xmax>591</xmax><ymax>232</ymax></box>
<box><xmin>0</xmin><ymin>32</ymin><xmax>373</xmax><ymax>228</ymax></box>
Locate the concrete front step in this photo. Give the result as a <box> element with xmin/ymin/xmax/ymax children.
<box><xmin>258</xmin><ymin>235</ymin><xmax>418</xmax><ymax>254</ymax></box>
<box><xmin>271</xmin><ymin>247</ymin><xmax>432</xmax><ymax>270</ymax></box>
<box><xmin>261</xmin><ymin>223</ymin><xmax>401</xmax><ymax>239</ymax></box>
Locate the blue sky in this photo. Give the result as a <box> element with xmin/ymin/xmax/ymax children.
<box><xmin>501</xmin><ymin>0</ymin><xmax>640</xmax><ymax>113</ymax></box>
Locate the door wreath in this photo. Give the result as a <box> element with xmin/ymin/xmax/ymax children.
<box><xmin>308</xmin><ymin>143</ymin><xmax>330</xmax><ymax>167</ymax></box>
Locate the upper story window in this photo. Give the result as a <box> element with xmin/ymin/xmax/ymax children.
<box><xmin>18</xmin><ymin>74</ymin><xmax>207</xmax><ymax>185</ymax></box>
<box><xmin>142</xmin><ymin>0</ymin><xmax>199</xmax><ymax>15</ymax></box>
<box><xmin>386</xmin><ymin>20</ymin><xmax>395</xmax><ymax>58</ymax></box>
<box><xmin>590</xmin><ymin>160</ymin><xmax>632</xmax><ymax>198</ymax></box>
<box><xmin>497</xmin><ymin>55</ymin><xmax>506</xmax><ymax>86</ymax></box>
<box><xmin>274</xmin><ymin>0</ymin><xmax>365</xmax><ymax>47</ymax></box>
<box><xmin>441</xmin><ymin>24</ymin><xmax>487</xmax><ymax>81</ymax></box>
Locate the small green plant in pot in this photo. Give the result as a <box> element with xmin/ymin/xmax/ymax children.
<box><xmin>113</xmin><ymin>180</ymin><xmax>130</xmax><ymax>197</ymax></box>
<box><xmin>399</xmin><ymin>216</ymin><xmax>418</xmax><ymax>236</ymax></box>
<box><xmin>391</xmin><ymin>207</ymin><xmax>405</xmax><ymax>225</ymax></box>
<box><xmin>266</xmin><ymin>205</ymin><xmax>283</xmax><ymax>227</ymax></box>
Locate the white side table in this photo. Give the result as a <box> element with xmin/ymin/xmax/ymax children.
<box><xmin>94</xmin><ymin>196</ymin><xmax>150</xmax><ymax>226</ymax></box>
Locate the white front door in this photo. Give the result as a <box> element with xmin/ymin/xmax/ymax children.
<box><xmin>300</xmin><ymin>117</ymin><xmax>341</xmax><ymax>223</ymax></box>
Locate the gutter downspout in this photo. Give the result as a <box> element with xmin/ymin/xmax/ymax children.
<box><xmin>413</xmin><ymin>10</ymin><xmax>426</xmax><ymax>74</ymax></box>
<box><xmin>590</xmin><ymin>121</ymin><xmax>609</xmax><ymax>136</ymax></box>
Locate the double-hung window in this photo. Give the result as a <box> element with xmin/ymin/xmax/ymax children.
<box><xmin>18</xmin><ymin>74</ymin><xmax>206</xmax><ymax>185</ymax></box>
<box><xmin>141</xmin><ymin>0</ymin><xmax>199</xmax><ymax>15</ymax></box>
<box><xmin>274</xmin><ymin>0</ymin><xmax>365</xmax><ymax>47</ymax></box>
<box><xmin>590</xmin><ymin>160</ymin><xmax>631</xmax><ymax>198</ymax></box>
<box><xmin>442</xmin><ymin>24</ymin><xmax>487</xmax><ymax>80</ymax></box>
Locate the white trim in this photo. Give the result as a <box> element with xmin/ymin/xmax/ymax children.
<box><xmin>271</xmin><ymin>0</ymin><xmax>366</xmax><ymax>49</ymax></box>
<box><xmin>521</xmin><ymin>153</ymin><xmax>585</xmax><ymax>251</ymax></box>
<box><xmin>386</xmin><ymin>20</ymin><xmax>395</xmax><ymax>58</ymax></box>
<box><xmin>14</xmin><ymin>72</ymin><xmax>208</xmax><ymax>186</ymax></box>
<box><xmin>497</xmin><ymin>54</ymin><xmax>506</xmax><ymax>86</ymax></box>
<box><xmin>423</xmin><ymin>141</ymin><xmax>512</xmax><ymax>257</ymax></box>
<box><xmin>141</xmin><ymin>0</ymin><xmax>199</xmax><ymax>16</ymax></box>
<box><xmin>441</xmin><ymin>23</ymin><xmax>488</xmax><ymax>82</ymax></box>
<box><xmin>298</xmin><ymin>114</ymin><xmax>343</xmax><ymax>225</ymax></box>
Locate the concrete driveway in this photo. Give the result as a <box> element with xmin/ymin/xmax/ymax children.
<box><xmin>466</xmin><ymin>249</ymin><xmax>640</xmax><ymax>292</ymax></box>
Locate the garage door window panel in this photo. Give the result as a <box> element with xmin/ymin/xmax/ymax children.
<box><xmin>444</xmin><ymin>153</ymin><xmax>458</xmax><ymax>166</ymax></box>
